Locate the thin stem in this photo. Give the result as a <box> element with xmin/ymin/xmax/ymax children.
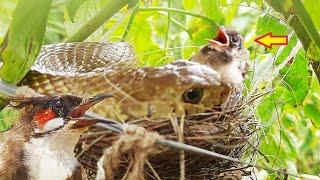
<box><xmin>138</xmin><ymin>7</ymin><xmax>217</xmax><ymax>26</ymax></box>
<box><xmin>122</xmin><ymin>6</ymin><xmax>206</xmax><ymax>42</ymax></box>
<box><xmin>163</xmin><ymin>0</ymin><xmax>171</xmax><ymax>56</ymax></box>
<box><xmin>121</xmin><ymin>3</ymin><xmax>139</xmax><ymax>41</ymax></box>
<box><xmin>170</xmin><ymin>17</ymin><xmax>193</xmax><ymax>40</ymax></box>
<box><xmin>157</xmin><ymin>12</ymin><xmax>193</xmax><ymax>39</ymax></box>
<box><xmin>101</xmin><ymin>7</ymin><xmax>134</xmax><ymax>42</ymax></box>
<box><xmin>66</xmin><ymin>0</ymin><xmax>131</xmax><ymax>42</ymax></box>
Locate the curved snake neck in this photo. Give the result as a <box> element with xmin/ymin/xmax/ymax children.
<box><xmin>32</xmin><ymin>42</ymin><xmax>137</xmax><ymax>75</ymax></box>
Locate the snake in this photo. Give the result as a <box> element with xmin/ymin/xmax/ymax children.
<box><xmin>19</xmin><ymin>42</ymin><xmax>230</xmax><ymax>121</ymax></box>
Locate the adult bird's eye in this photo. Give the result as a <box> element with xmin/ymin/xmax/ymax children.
<box><xmin>52</xmin><ymin>99</ymin><xmax>64</xmax><ymax>111</ymax></box>
<box><xmin>182</xmin><ymin>88</ymin><xmax>203</xmax><ymax>104</ymax></box>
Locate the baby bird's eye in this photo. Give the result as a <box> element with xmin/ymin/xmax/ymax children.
<box><xmin>230</xmin><ymin>34</ymin><xmax>242</xmax><ymax>48</ymax></box>
<box><xmin>231</xmin><ymin>36</ymin><xmax>240</xmax><ymax>44</ymax></box>
<box><xmin>182</xmin><ymin>88</ymin><xmax>204</xmax><ymax>104</ymax></box>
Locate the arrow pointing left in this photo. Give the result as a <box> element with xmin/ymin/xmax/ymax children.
<box><xmin>254</xmin><ymin>32</ymin><xmax>288</xmax><ymax>49</ymax></box>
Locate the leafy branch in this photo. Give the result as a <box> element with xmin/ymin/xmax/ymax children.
<box><xmin>66</xmin><ymin>0</ymin><xmax>132</xmax><ymax>42</ymax></box>
<box><xmin>265</xmin><ymin>0</ymin><xmax>320</xmax><ymax>80</ymax></box>
<box><xmin>0</xmin><ymin>0</ymin><xmax>53</xmax><ymax>84</ymax></box>
<box><xmin>121</xmin><ymin>6</ymin><xmax>218</xmax><ymax>41</ymax></box>
<box><xmin>138</xmin><ymin>7</ymin><xmax>216</xmax><ymax>25</ymax></box>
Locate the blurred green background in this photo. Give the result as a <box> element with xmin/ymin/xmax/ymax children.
<box><xmin>0</xmin><ymin>0</ymin><xmax>319</xmax><ymax>179</ymax></box>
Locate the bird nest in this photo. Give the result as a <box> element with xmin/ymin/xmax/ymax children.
<box><xmin>75</xmin><ymin>93</ymin><xmax>261</xmax><ymax>179</ymax></box>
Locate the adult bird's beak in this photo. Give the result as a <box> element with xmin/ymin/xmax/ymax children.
<box><xmin>208</xmin><ymin>28</ymin><xmax>229</xmax><ymax>49</ymax></box>
<box><xmin>69</xmin><ymin>117</ymin><xmax>101</xmax><ymax>129</ymax></box>
<box><xmin>70</xmin><ymin>92</ymin><xmax>113</xmax><ymax>118</ymax></box>
<box><xmin>69</xmin><ymin>92</ymin><xmax>113</xmax><ymax>129</ymax></box>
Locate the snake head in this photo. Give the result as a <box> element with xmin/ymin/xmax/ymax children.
<box><xmin>100</xmin><ymin>60</ymin><xmax>230</xmax><ymax>120</ymax></box>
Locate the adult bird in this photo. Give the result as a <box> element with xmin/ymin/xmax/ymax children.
<box><xmin>0</xmin><ymin>92</ymin><xmax>112</xmax><ymax>180</ymax></box>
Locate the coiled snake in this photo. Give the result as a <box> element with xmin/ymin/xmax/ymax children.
<box><xmin>20</xmin><ymin>42</ymin><xmax>230</xmax><ymax>121</ymax></box>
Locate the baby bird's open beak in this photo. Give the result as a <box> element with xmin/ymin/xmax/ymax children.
<box><xmin>69</xmin><ymin>92</ymin><xmax>113</xmax><ymax>129</ymax></box>
<box><xmin>208</xmin><ymin>28</ymin><xmax>229</xmax><ymax>50</ymax></box>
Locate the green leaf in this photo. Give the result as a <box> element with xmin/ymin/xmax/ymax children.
<box><xmin>181</xmin><ymin>19</ymin><xmax>217</xmax><ymax>59</ymax></box>
<box><xmin>126</xmin><ymin>14</ymin><xmax>163</xmax><ymax>66</ymax></box>
<box><xmin>280</xmin><ymin>128</ymin><xmax>298</xmax><ymax>157</ymax></box>
<box><xmin>306</xmin><ymin>41</ymin><xmax>320</xmax><ymax>61</ymax></box>
<box><xmin>243</xmin><ymin>0</ymin><xmax>263</xmax><ymax>7</ymax></box>
<box><xmin>281</xmin><ymin>105</ymin><xmax>297</xmax><ymax>128</ymax></box>
<box><xmin>46</xmin><ymin>3</ymin><xmax>66</xmax><ymax>43</ymax></box>
<box><xmin>304</xmin><ymin>96</ymin><xmax>320</xmax><ymax>127</ymax></box>
<box><xmin>128</xmin><ymin>0</ymin><xmax>139</xmax><ymax>9</ymax></box>
<box><xmin>256</xmin><ymin>15</ymin><xmax>288</xmax><ymax>36</ymax></box>
<box><xmin>275</xmin><ymin>36</ymin><xmax>297</xmax><ymax>65</ymax></box>
<box><xmin>65</xmin><ymin>0</ymin><xmax>108</xmax><ymax>42</ymax></box>
<box><xmin>224</xmin><ymin>0</ymin><xmax>240</xmax><ymax>25</ymax></box>
<box><xmin>300</xmin><ymin>129</ymin><xmax>314</xmax><ymax>152</ymax></box>
<box><xmin>66</xmin><ymin>0</ymin><xmax>88</xmax><ymax>22</ymax></box>
<box><xmin>190</xmin><ymin>21</ymin><xmax>216</xmax><ymax>46</ymax></box>
<box><xmin>291</xmin><ymin>0</ymin><xmax>320</xmax><ymax>60</ymax></box>
<box><xmin>199</xmin><ymin>0</ymin><xmax>224</xmax><ymax>24</ymax></box>
<box><xmin>257</xmin><ymin>86</ymin><xmax>286</xmax><ymax>123</ymax></box>
<box><xmin>303</xmin><ymin>0</ymin><xmax>320</xmax><ymax>29</ymax></box>
<box><xmin>283</xmin><ymin>0</ymin><xmax>292</xmax><ymax>12</ymax></box>
<box><xmin>66</xmin><ymin>0</ymin><xmax>131</xmax><ymax>42</ymax></box>
<box><xmin>259</xmin><ymin>129</ymin><xmax>287</xmax><ymax>167</ymax></box>
<box><xmin>0</xmin><ymin>0</ymin><xmax>18</xmax><ymax>44</ymax></box>
<box><xmin>0</xmin><ymin>0</ymin><xmax>53</xmax><ymax>84</ymax></box>
<box><xmin>265</xmin><ymin>0</ymin><xmax>320</xmax><ymax>79</ymax></box>
<box><xmin>280</xmin><ymin>51</ymin><xmax>310</xmax><ymax>105</ymax></box>
<box><xmin>0</xmin><ymin>107</ymin><xmax>20</xmax><ymax>131</ymax></box>
<box><xmin>181</xmin><ymin>0</ymin><xmax>195</xmax><ymax>10</ymax></box>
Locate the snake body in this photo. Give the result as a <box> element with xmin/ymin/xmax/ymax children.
<box><xmin>20</xmin><ymin>42</ymin><xmax>229</xmax><ymax>121</ymax></box>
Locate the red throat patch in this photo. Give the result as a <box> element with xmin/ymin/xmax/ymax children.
<box><xmin>33</xmin><ymin>108</ymin><xmax>57</xmax><ymax>128</ymax></box>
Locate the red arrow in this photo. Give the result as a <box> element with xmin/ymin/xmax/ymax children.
<box><xmin>254</xmin><ymin>32</ymin><xmax>288</xmax><ymax>49</ymax></box>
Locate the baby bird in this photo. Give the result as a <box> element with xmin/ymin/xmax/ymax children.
<box><xmin>191</xmin><ymin>28</ymin><xmax>250</xmax><ymax>90</ymax></box>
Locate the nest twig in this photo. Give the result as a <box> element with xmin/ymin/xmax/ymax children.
<box><xmin>75</xmin><ymin>93</ymin><xmax>263</xmax><ymax>179</ymax></box>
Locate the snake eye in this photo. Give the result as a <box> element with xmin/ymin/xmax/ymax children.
<box><xmin>182</xmin><ymin>88</ymin><xmax>203</xmax><ymax>104</ymax></box>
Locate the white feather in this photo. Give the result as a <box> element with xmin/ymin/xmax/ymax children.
<box><xmin>24</xmin><ymin>128</ymin><xmax>81</xmax><ymax>180</ymax></box>
<box><xmin>96</xmin><ymin>153</ymin><xmax>106</xmax><ymax>180</ymax></box>
<box><xmin>43</xmin><ymin>118</ymin><xmax>65</xmax><ymax>132</ymax></box>
<box><xmin>0</xmin><ymin>142</ymin><xmax>4</xmax><ymax>170</ymax></box>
